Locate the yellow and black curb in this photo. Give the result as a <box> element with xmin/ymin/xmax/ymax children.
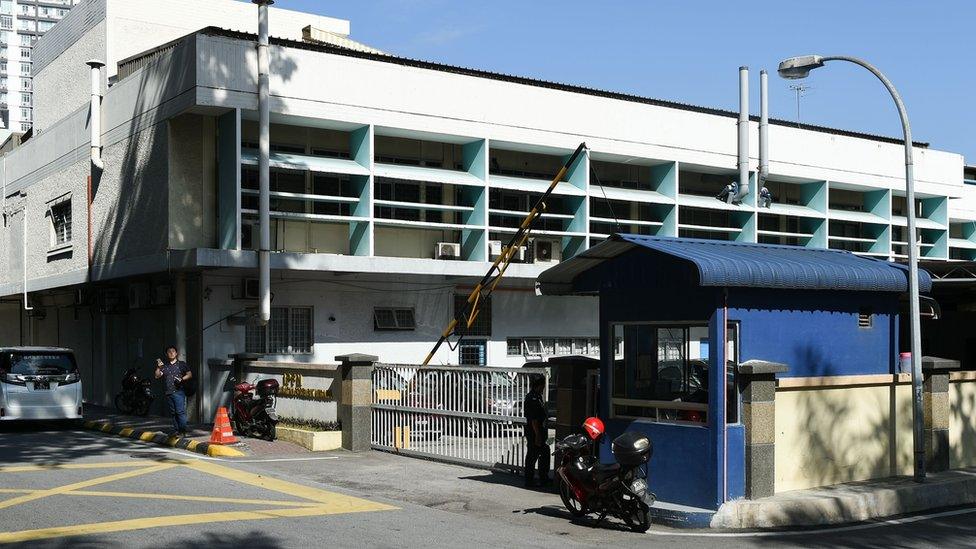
<box><xmin>82</xmin><ymin>420</ymin><xmax>246</xmax><ymax>457</ymax></box>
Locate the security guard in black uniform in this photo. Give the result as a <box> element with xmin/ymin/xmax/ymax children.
<box><xmin>523</xmin><ymin>375</ymin><xmax>550</xmax><ymax>487</ymax></box>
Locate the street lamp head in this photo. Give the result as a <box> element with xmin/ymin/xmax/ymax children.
<box><xmin>777</xmin><ymin>55</ymin><xmax>825</xmax><ymax>80</ymax></box>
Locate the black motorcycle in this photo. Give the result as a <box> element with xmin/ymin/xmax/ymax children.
<box><xmin>555</xmin><ymin>430</ymin><xmax>655</xmax><ymax>532</ymax></box>
<box><xmin>115</xmin><ymin>367</ymin><xmax>154</xmax><ymax>416</ymax></box>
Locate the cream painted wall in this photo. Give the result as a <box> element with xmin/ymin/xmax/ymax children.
<box><xmin>374</xmin><ymin>227</ymin><xmax>454</xmax><ymax>259</ymax></box>
<box><xmin>774</xmin><ymin>383</ymin><xmax>914</xmax><ymax>493</ymax></box>
<box><xmin>950</xmin><ymin>379</ymin><xmax>976</xmax><ymax>469</ymax></box>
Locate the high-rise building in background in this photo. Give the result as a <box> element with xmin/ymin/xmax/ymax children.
<box><xmin>0</xmin><ymin>0</ymin><xmax>81</xmax><ymax>140</ymax></box>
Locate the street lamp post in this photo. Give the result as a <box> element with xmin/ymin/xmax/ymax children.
<box><xmin>778</xmin><ymin>54</ymin><xmax>926</xmax><ymax>482</ymax></box>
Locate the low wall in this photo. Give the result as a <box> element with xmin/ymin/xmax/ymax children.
<box><xmin>207</xmin><ymin>359</ymin><xmax>339</xmax><ymax>423</ymax></box>
<box><xmin>950</xmin><ymin>372</ymin><xmax>976</xmax><ymax>469</ymax></box>
<box><xmin>774</xmin><ymin>375</ymin><xmax>914</xmax><ymax>493</ymax></box>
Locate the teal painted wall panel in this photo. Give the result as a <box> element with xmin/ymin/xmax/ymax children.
<box><xmin>217</xmin><ymin>109</ymin><xmax>241</xmax><ymax>250</ymax></box>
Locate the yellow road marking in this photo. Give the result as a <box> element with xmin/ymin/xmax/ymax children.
<box><xmin>139</xmin><ymin>432</ymin><xmax>155</xmax><ymax>442</ymax></box>
<box><xmin>0</xmin><ymin>458</ymin><xmax>395</xmax><ymax>544</ymax></box>
<box><xmin>0</xmin><ymin>505</ymin><xmax>384</xmax><ymax>544</ymax></box>
<box><xmin>0</xmin><ymin>463</ymin><xmax>177</xmax><ymax>511</ymax></box>
<box><xmin>0</xmin><ymin>488</ymin><xmax>318</xmax><ymax>508</ymax></box>
<box><xmin>182</xmin><ymin>459</ymin><xmax>396</xmax><ymax>511</ymax></box>
<box><xmin>0</xmin><ymin>462</ymin><xmax>160</xmax><ymax>473</ymax></box>
<box><xmin>118</xmin><ymin>427</ymin><xmax>134</xmax><ymax>437</ymax></box>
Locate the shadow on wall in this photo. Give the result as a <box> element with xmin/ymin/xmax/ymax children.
<box><xmin>950</xmin><ymin>382</ymin><xmax>976</xmax><ymax>469</ymax></box>
<box><xmin>87</xmin><ymin>37</ymin><xmax>299</xmax><ymax>407</ymax></box>
<box><xmin>93</xmin><ymin>35</ymin><xmax>299</xmax><ymax>269</ymax></box>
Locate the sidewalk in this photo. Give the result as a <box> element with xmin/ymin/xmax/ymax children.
<box><xmin>712</xmin><ymin>468</ymin><xmax>976</xmax><ymax>528</ymax></box>
<box><xmin>82</xmin><ymin>405</ymin><xmax>308</xmax><ymax>458</ymax></box>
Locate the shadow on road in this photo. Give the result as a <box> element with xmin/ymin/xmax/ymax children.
<box><xmin>10</xmin><ymin>531</ymin><xmax>286</xmax><ymax>549</ymax></box>
<box><xmin>0</xmin><ymin>420</ymin><xmax>144</xmax><ymax>464</ymax></box>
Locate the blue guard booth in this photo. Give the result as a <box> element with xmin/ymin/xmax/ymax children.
<box><xmin>537</xmin><ymin>234</ymin><xmax>930</xmax><ymax>511</ymax></box>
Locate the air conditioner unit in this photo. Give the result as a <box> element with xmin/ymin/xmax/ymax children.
<box><xmin>242</xmin><ymin>278</ymin><xmax>260</xmax><ymax>300</ymax></box>
<box><xmin>532</xmin><ymin>239</ymin><xmax>562</xmax><ymax>264</ymax></box>
<box><xmin>435</xmin><ymin>242</ymin><xmax>461</xmax><ymax>260</ymax></box>
<box><xmin>513</xmin><ymin>245</ymin><xmax>527</xmax><ymax>263</ymax></box>
<box><xmin>488</xmin><ymin>240</ymin><xmax>503</xmax><ymax>258</ymax></box>
<box><xmin>128</xmin><ymin>283</ymin><xmax>151</xmax><ymax>309</ymax></box>
<box><xmin>152</xmin><ymin>284</ymin><xmax>173</xmax><ymax>306</ymax></box>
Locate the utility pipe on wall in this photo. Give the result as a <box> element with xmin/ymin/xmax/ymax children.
<box><xmin>86</xmin><ymin>60</ymin><xmax>105</xmax><ymax>171</ymax></box>
<box><xmin>86</xmin><ymin>60</ymin><xmax>104</xmax><ymax>273</ymax></box>
<box><xmin>736</xmin><ymin>66</ymin><xmax>750</xmax><ymax>201</ymax></box>
<box><xmin>253</xmin><ymin>0</ymin><xmax>272</xmax><ymax>326</ymax></box>
<box><xmin>758</xmin><ymin>70</ymin><xmax>769</xmax><ymax>189</ymax></box>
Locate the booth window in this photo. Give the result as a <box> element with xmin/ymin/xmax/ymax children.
<box><xmin>610</xmin><ymin>322</ymin><xmax>738</xmax><ymax>424</ymax></box>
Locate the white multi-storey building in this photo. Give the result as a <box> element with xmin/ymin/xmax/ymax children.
<box><xmin>0</xmin><ymin>0</ymin><xmax>971</xmax><ymax>421</ymax></box>
<box><xmin>0</xmin><ymin>0</ymin><xmax>81</xmax><ymax>137</ymax></box>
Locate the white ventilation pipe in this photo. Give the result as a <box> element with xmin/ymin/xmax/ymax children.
<box><xmin>21</xmin><ymin>206</ymin><xmax>31</xmax><ymax>311</ymax></box>
<box><xmin>86</xmin><ymin>60</ymin><xmax>105</xmax><ymax>171</ymax></box>
<box><xmin>735</xmin><ymin>66</ymin><xmax>750</xmax><ymax>201</ymax></box>
<box><xmin>758</xmin><ymin>70</ymin><xmax>769</xmax><ymax>189</ymax></box>
<box><xmin>253</xmin><ymin>0</ymin><xmax>273</xmax><ymax>326</ymax></box>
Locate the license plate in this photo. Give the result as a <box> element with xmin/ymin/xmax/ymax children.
<box><xmin>34</xmin><ymin>381</ymin><xmax>50</xmax><ymax>390</ymax></box>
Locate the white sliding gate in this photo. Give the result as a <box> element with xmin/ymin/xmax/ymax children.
<box><xmin>371</xmin><ymin>363</ymin><xmax>548</xmax><ymax>471</ymax></box>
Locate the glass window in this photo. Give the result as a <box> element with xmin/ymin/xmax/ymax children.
<box><xmin>50</xmin><ymin>200</ymin><xmax>71</xmax><ymax>246</ymax></box>
<box><xmin>610</xmin><ymin>323</ymin><xmax>736</xmax><ymax>424</ymax></box>
<box><xmin>506</xmin><ymin>338</ymin><xmax>521</xmax><ymax>356</ymax></box>
<box><xmin>244</xmin><ymin>307</ymin><xmax>314</xmax><ymax>354</ymax></box>
<box><xmin>453</xmin><ymin>294</ymin><xmax>491</xmax><ymax>336</ymax></box>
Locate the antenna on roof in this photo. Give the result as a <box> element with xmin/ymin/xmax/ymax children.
<box><xmin>788</xmin><ymin>83</ymin><xmax>812</xmax><ymax>126</ymax></box>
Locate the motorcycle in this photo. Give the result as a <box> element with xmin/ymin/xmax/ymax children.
<box><xmin>229</xmin><ymin>376</ymin><xmax>279</xmax><ymax>441</ymax></box>
<box><xmin>114</xmin><ymin>367</ymin><xmax>154</xmax><ymax>416</ymax></box>
<box><xmin>554</xmin><ymin>417</ymin><xmax>655</xmax><ymax>533</ymax></box>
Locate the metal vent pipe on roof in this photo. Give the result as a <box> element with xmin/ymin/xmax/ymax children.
<box><xmin>758</xmin><ymin>70</ymin><xmax>769</xmax><ymax>189</ymax></box>
<box><xmin>735</xmin><ymin>66</ymin><xmax>750</xmax><ymax>202</ymax></box>
<box><xmin>253</xmin><ymin>0</ymin><xmax>273</xmax><ymax>326</ymax></box>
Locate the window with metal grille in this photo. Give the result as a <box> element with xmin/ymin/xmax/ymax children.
<box><xmin>373</xmin><ymin>307</ymin><xmax>415</xmax><ymax>331</ymax></box>
<box><xmin>290</xmin><ymin>308</ymin><xmax>312</xmax><ymax>353</ymax></box>
<box><xmin>50</xmin><ymin>200</ymin><xmax>71</xmax><ymax>246</ymax></box>
<box><xmin>858</xmin><ymin>309</ymin><xmax>873</xmax><ymax>328</ymax></box>
<box><xmin>454</xmin><ymin>294</ymin><xmax>491</xmax><ymax>336</ymax></box>
<box><xmin>459</xmin><ymin>340</ymin><xmax>487</xmax><ymax>366</ymax></box>
<box><xmin>245</xmin><ymin>307</ymin><xmax>314</xmax><ymax>354</ymax></box>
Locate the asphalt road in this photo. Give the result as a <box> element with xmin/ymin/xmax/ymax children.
<box><xmin>1</xmin><ymin>421</ymin><xmax>975</xmax><ymax>548</ymax></box>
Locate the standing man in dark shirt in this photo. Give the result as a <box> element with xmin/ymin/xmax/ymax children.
<box><xmin>523</xmin><ymin>375</ymin><xmax>550</xmax><ymax>488</ymax></box>
<box><xmin>155</xmin><ymin>345</ymin><xmax>192</xmax><ymax>437</ymax></box>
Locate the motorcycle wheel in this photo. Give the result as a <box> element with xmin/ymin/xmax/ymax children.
<box><xmin>133</xmin><ymin>398</ymin><xmax>152</xmax><ymax>417</ymax></box>
<box><xmin>625</xmin><ymin>502</ymin><xmax>651</xmax><ymax>533</ymax></box>
<box><xmin>264</xmin><ymin>422</ymin><xmax>276</xmax><ymax>442</ymax></box>
<box><xmin>558</xmin><ymin>478</ymin><xmax>588</xmax><ymax>518</ymax></box>
<box><xmin>114</xmin><ymin>392</ymin><xmax>134</xmax><ymax>415</ymax></box>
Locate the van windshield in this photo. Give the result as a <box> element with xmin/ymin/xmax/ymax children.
<box><xmin>7</xmin><ymin>353</ymin><xmax>76</xmax><ymax>375</ymax></box>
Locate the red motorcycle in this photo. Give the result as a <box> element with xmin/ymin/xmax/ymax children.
<box><xmin>554</xmin><ymin>417</ymin><xmax>654</xmax><ymax>533</ymax></box>
<box><xmin>230</xmin><ymin>377</ymin><xmax>279</xmax><ymax>441</ymax></box>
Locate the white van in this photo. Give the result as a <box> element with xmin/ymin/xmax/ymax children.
<box><xmin>0</xmin><ymin>347</ymin><xmax>83</xmax><ymax>421</ymax></box>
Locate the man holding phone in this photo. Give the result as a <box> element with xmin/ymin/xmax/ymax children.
<box><xmin>155</xmin><ymin>345</ymin><xmax>192</xmax><ymax>437</ymax></box>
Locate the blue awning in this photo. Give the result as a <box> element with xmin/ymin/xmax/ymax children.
<box><xmin>537</xmin><ymin>234</ymin><xmax>932</xmax><ymax>295</ymax></box>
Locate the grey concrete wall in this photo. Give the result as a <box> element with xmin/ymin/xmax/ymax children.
<box><xmin>168</xmin><ymin>114</ymin><xmax>217</xmax><ymax>250</ymax></box>
<box><xmin>33</xmin><ymin>19</ymin><xmax>107</xmax><ymax>133</ymax></box>
<box><xmin>92</xmin><ymin>123</ymin><xmax>170</xmax><ymax>268</ymax></box>
<box><xmin>0</xmin><ymin>154</ymin><xmax>90</xmax><ymax>297</ymax></box>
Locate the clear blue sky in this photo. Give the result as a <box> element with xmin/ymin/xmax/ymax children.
<box><xmin>280</xmin><ymin>0</ymin><xmax>974</xmax><ymax>163</ymax></box>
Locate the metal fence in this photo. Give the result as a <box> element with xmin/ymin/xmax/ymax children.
<box><xmin>371</xmin><ymin>363</ymin><xmax>548</xmax><ymax>471</ymax></box>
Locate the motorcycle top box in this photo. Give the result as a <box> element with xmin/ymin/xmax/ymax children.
<box><xmin>611</xmin><ymin>431</ymin><xmax>652</xmax><ymax>466</ymax></box>
<box><xmin>256</xmin><ymin>378</ymin><xmax>279</xmax><ymax>397</ymax></box>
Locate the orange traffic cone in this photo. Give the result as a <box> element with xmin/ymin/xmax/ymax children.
<box><xmin>210</xmin><ymin>406</ymin><xmax>239</xmax><ymax>445</ymax></box>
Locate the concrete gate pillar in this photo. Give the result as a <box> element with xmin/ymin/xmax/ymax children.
<box><xmin>738</xmin><ymin>359</ymin><xmax>789</xmax><ymax>499</ymax></box>
<box><xmin>336</xmin><ymin>353</ymin><xmax>376</xmax><ymax>452</ymax></box>
<box><xmin>922</xmin><ymin>356</ymin><xmax>960</xmax><ymax>473</ymax></box>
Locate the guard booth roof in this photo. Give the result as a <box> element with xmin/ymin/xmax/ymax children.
<box><xmin>537</xmin><ymin>234</ymin><xmax>932</xmax><ymax>295</ymax></box>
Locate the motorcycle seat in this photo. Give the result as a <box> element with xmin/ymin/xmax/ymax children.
<box><xmin>594</xmin><ymin>462</ymin><xmax>621</xmax><ymax>482</ymax></box>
